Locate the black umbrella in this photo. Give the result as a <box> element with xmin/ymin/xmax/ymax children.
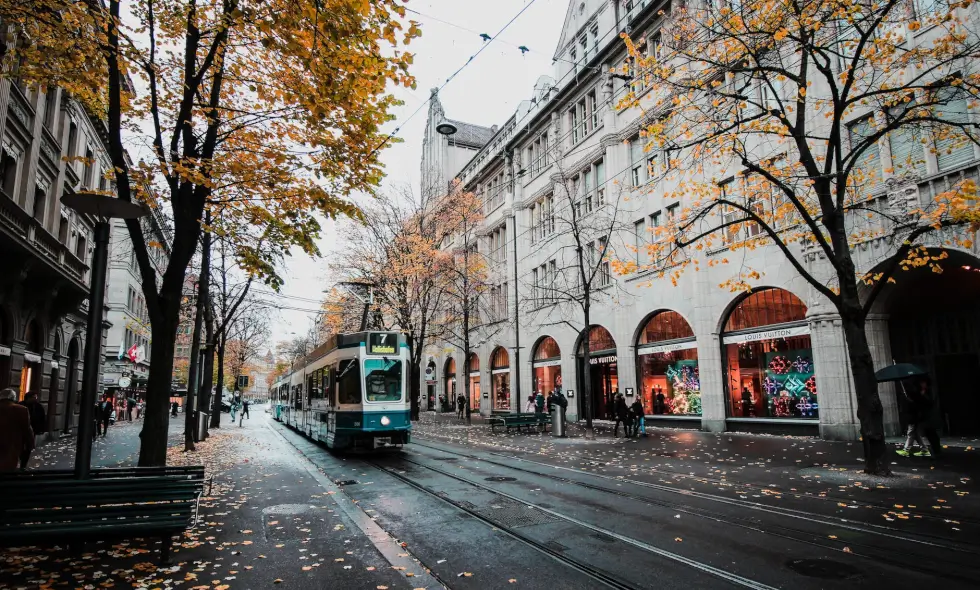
<box><xmin>875</xmin><ymin>363</ymin><xmax>927</xmax><ymax>383</ymax></box>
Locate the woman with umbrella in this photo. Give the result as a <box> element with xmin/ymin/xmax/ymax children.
<box><xmin>876</xmin><ymin>364</ymin><xmax>942</xmax><ymax>458</ymax></box>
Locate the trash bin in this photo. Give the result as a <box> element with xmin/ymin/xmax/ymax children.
<box><xmin>551</xmin><ymin>406</ymin><xmax>566</xmax><ymax>438</ymax></box>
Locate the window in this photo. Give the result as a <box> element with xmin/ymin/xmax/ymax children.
<box><xmin>58</xmin><ymin>213</ymin><xmax>69</xmax><ymax>244</ymax></box>
<box><xmin>531</xmin><ymin>268</ymin><xmax>539</xmax><ymax>305</ymax></box>
<box><xmin>364</xmin><ymin>358</ymin><xmax>402</xmax><ymax>402</ymax></box>
<box><xmin>76</xmin><ymin>232</ymin><xmax>87</xmax><ymax>260</ymax></box>
<box><xmin>597</xmin><ymin>237</ymin><xmax>611</xmax><ymax>286</ymax></box>
<box><xmin>631</xmin><ymin>139</ymin><xmax>645</xmax><ymax>186</ymax></box>
<box><xmin>32</xmin><ymin>185</ymin><xmax>46</xmax><ymax>222</ymax></box>
<box><xmin>337</xmin><ymin>359</ymin><xmax>361</xmax><ymax>404</ymax></box>
<box><xmin>596</xmin><ymin>160</ymin><xmax>606</xmax><ymax>205</ymax></box>
<box><xmin>1</xmin><ymin>149</ymin><xmax>19</xmax><ymax>196</ymax></box>
<box><xmin>489</xmin><ymin>225</ymin><xmax>507</xmax><ymax>265</ymax></box>
<box><xmin>569</xmin><ymin>89</ymin><xmax>598</xmax><ymax>144</ymax></box>
<box><xmin>635</xmin><ymin>219</ymin><xmax>648</xmax><ymax>265</ymax></box>
<box><xmin>588</xmin><ymin>90</ymin><xmax>598</xmax><ymax>130</ymax></box>
<box><xmin>933</xmin><ymin>88</ymin><xmax>974</xmax><ymax>172</ymax></box>
<box><xmin>67</xmin><ymin>121</ymin><xmax>77</xmax><ymax>158</ymax></box>
<box><xmin>888</xmin><ymin>103</ymin><xmax>927</xmax><ymax>177</ymax></box>
<box><xmin>847</xmin><ymin>116</ymin><xmax>881</xmax><ymax>189</ymax></box>
<box><xmin>44</xmin><ymin>89</ymin><xmax>57</xmax><ymax>130</ymax></box>
<box><xmin>83</xmin><ymin>148</ymin><xmax>94</xmax><ymax>188</ymax></box>
<box><xmin>666</xmin><ymin>203</ymin><xmax>679</xmax><ymax>220</ymax></box>
<box><xmin>570</xmin><ymin>49</ymin><xmax>578</xmax><ymax>73</ymax></box>
<box><xmin>580</xmin><ymin>36</ymin><xmax>589</xmax><ymax>64</ymax></box>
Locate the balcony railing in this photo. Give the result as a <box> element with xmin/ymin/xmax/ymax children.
<box><xmin>0</xmin><ymin>192</ymin><xmax>90</xmax><ymax>286</ymax></box>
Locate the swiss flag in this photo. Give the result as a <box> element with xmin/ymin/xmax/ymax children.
<box><xmin>127</xmin><ymin>344</ymin><xmax>139</xmax><ymax>363</ymax></box>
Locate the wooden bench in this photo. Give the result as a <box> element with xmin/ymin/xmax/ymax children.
<box><xmin>489</xmin><ymin>413</ymin><xmax>550</xmax><ymax>433</ymax></box>
<box><xmin>0</xmin><ymin>466</ymin><xmax>208</xmax><ymax>565</ymax></box>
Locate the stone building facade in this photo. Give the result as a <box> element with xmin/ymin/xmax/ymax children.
<box><xmin>0</xmin><ymin>76</ymin><xmax>114</xmax><ymax>437</ymax></box>
<box><xmin>420</xmin><ymin>0</ymin><xmax>980</xmax><ymax>439</ymax></box>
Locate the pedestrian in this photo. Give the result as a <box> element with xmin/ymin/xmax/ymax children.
<box><xmin>127</xmin><ymin>398</ymin><xmax>136</xmax><ymax>421</ymax></box>
<box><xmin>613</xmin><ymin>393</ymin><xmax>629</xmax><ymax>437</ymax></box>
<box><xmin>240</xmin><ymin>399</ymin><xmax>250</xmax><ymax>426</ymax></box>
<box><xmin>546</xmin><ymin>390</ymin><xmax>557</xmax><ymax>414</ymax></box>
<box><xmin>457</xmin><ymin>394</ymin><xmax>466</xmax><ymax>419</ymax></box>
<box><xmin>534</xmin><ymin>391</ymin><xmax>545</xmax><ymax>415</ymax></box>
<box><xmin>0</xmin><ymin>388</ymin><xmax>34</xmax><ymax>471</ymax></box>
<box><xmin>171</xmin><ymin>401</ymin><xmax>179</xmax><ymax>417</ymax></box>
<box><xmin>740</xmin><ymin>387</ymin><xmax>753</xmax><ymax>417</ymax></box>
<box><xmin>630</xmin><ymin>397</ymin><xmax>646</xmax><ymax>437</ymax></box>
<box><xmin>897</xmin><ymin>378</ymin><xmax>941</xmax><ymax>458</ymax></box>
<box><xmin>97</xmin><ymin>396</ymin><xmax>113</xmax><ymax>437</ymax></box>
<box><xmin>525</xmin><ymin>394</ymin><xmax>536</xmax><ymax>414</ymax></box>
<box><xmin>20</xmin><ymin>392</ymin><xmax>47</xmax><ymax>449</ymax></box>
<box><xmin>137</xmin><ymin>401</ymin><xmax>144</xmax><ymax>419</ymax></box>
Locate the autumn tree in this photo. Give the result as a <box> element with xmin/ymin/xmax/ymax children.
<box><xmin>618</xmin><ymin>0</ymin><xmax>980</xmax><ymax>473</ymax></box>
<box><xmin>1</xmin><ymin>0</ymin><xmax>419</xmax><ymax>465</ymax></box>
<box><xmin>224</xmin><ymin>307</ymin><xmax>269</xmax><ymax>394</ymax></box>
<box><xmin>433</xmin><ymin>185</ymin><xmax>502</xmax><ymax>419</ymax></box>
<box><xmin>521</xmin><ymin>161</ymin><xmax>635</xmax><ymax>432</ymax></box>
<box><xmin>333</xmin><ymin>187</ymin><xmax>455</xmax><ymax>420</ymax></box>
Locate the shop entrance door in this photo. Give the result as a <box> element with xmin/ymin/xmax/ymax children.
<box><xmin>933</xmin><ymin>353</ymin><xmax>980</xmax><ymax>436</ymax></box>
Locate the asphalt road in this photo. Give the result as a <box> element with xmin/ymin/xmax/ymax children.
<box><xmin>272</xmin><ymin>420</ymin><xmax>980</xmax><ymax>589</ymax></box>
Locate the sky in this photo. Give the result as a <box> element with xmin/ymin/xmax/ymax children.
<box><xmin>265</xmin><ymin>0</ymin><xmax>570</xmax><ymax>347</ymax></box>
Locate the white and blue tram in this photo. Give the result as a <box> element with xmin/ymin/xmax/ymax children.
<box><xmin>272</xmin><ymin>331</ymin><xmax>411</xmax><ymax>449</ymax></box>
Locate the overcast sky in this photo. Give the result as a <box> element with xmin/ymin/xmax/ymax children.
<box><xmin>264</xmin><ymin>0</ymin><xmax>569</xmax><ymax>347</ymax></box>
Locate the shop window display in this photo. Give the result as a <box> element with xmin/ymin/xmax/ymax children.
<box><xmin>636</xmin><ymin>311</ymin><xmax>701</xmax><ymax>416</ymax></box>
<box><xmin>532</xmin><ymin>336</ymin><xmax>562</xmax><ymax>398</ymax></box>
<box><xmin>468</xmin><ymin>353</ymin><xmax>481</xmax><ymax>410</ymax></box>
<box><xmin>722</xmin><ymin>289</ymin><xmax>818</xmax><ymax>420</ymax></box>
<box><xmin>490</xmin><ymin>347</ymin><xmax>511</xmax><ymax>411</ymax></box>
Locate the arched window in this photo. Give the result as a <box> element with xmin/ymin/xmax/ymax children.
<box><xmin>721</xmin><ymin>288</ymin><xmax>816</xmax><ymax>421</ymax></box>
<box><xmin>577</xmin><ymin>325</ymin><xmax>616</xmax><ymax>355</ymax></box>
<box><xmin>490</xmin><ymin>347</ymin><xmax>510</xmax><ymax>411</ymax></box>
<box><xmin>532</xmin><ymin>337</ymin><xmax>562</xmax><ymax>398</ymax></box>
<box><xmin>444</xmin><ymin>358</ymin><xmax>456</xmax><ymax>408</ymax></box>
<box><xmin>467</xmin><ymin>353</ymin><xmax>481</xmax><ymax>411</ymax></box>
<box><xmin>636</xmin><ymin>311</ymin><xmax>700</xmax><ymax>416</ymax></box>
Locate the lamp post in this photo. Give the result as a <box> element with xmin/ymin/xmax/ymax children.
<box><xmin>62</xmin><ymin>192</ymin><xmax>147</xmax><ymax>479</ymax></box>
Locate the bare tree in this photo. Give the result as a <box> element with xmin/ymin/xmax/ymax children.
<box><xmin>520</xmin><ymin>159</ymin><xmax>635</xmax><ymax>433</ymax></box>
<box><xmin>225</xmin><ymin>308</ymin><xmax>270</xmax><ymax>395</ymax></box>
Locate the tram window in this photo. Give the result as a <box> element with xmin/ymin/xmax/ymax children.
<box><xmin>364</xmin><ymin>358</ymin><xmax>402</xmax><ymax>402</ymax></box>
<box><xmin>337</xmin><ymin>359</ymin><xmax>362</xmax><ymax>404</ymax></box>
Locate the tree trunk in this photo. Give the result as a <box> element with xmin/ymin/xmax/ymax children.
<box><xmin>582</xmin><ymin>303</ymin><xmax>593</xmax><ymax>431</ymax></box>
<box><xmin>210</xmin><ymin>335</ymin><xmax>226</xmax><ymax>428</ymax></box>
<box><xmin>409</xmin><ymin>359</ymin><xmax>421</xmax><ymax>421</ymax></box>
<box><xmin>840</xmin><ymin>309</ymin><xmax>891</xmax><ymax>475</ymax></box>
<box><xmin>199</xmin><ymin>343</ymin><xmax>214</xmax><ymax>440</ymax></box>
<box><xmin>138</xmin><ymin>313</ymin><xmax>179</xmax><ymax>466</ymax></box>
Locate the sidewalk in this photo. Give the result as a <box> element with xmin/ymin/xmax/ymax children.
<box><xmin>1</xmin><ymin>412</ymin><xmax>431</xmax><ymax>590</ymax></box>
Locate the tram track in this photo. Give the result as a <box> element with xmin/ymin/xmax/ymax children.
<box><xmin>366</xmin><ymin>456</ymin><xmax>782</xmax><ymax>590</ymax></box>
<box><xmin>404</xmin><ymin>441</ymin><xmax>980</xmax><ymax>585</ymax></box>
<box><xmin>414</xmin><ymin>435</ymin><xmax>980</xmax><ymax>528</ymax></box>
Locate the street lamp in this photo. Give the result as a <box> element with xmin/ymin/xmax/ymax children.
<box><xmin>436</xmin><ymin>119</ymin><xmax>458</xmax><ymax>136</ymax></box>
<box><xmin>62</xmin><ymin>191</ymin><xmax>147</xmax><ymax>479</ymax></box>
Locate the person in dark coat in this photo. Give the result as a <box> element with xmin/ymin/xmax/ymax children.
<box><xmin>20</xmin><ymin>392</ymin><xmax>47</xmax><ymax>446</ymax></box>
<box><xmin>457</xmin><ymin>394</ymin><xmax>466</xmax><ymax>418</ymax></box>
<box><xmin>1</xmin><ymin>388</ymin><xmax>34</xmax><ymax>471</ymax></box>
<box><xmin>898</xmin><ymin>378</ymin><xmax>942</xmax><ymax>458</ymax></box>
<box><xmin>98</xmin><ymin>396</ymin><xmax>113</xmax><ymax>437</ymax></box>
<box><xmin>171</xmin><ymin>401</ymin><xmax>179</xmax><ymax>417</ymax></box>
<box><xmin>613</xmin><ymin>393</ymin><xmax>629</xmax><ymax>437</ymax></box>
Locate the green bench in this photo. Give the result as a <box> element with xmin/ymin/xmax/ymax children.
<box><xmin>488</xmin><ymin>412</ymin><xmax>550</xmax><ymax>433</ymax></box>
<box><xmin>0</xmin><ymin>466</ymin><xmax>208</xmax><ymax>565</ymax></box>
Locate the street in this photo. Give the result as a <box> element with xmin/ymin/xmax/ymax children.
<box><xmin>3</xmin><ymin>411</ymin><xmax>977</xmax><ymax>589</ymax></box>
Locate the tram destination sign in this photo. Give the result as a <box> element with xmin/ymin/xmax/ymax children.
<box><xmin>368</xmin><ymin>332</ymin><xmax>398</xmax><ymax>355</ymax></box>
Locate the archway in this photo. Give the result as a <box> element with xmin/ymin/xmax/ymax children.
<box><xmin>576</xmin><ymin>325</ymin><xmax>618</xmax><ymax>420</ymax></box>
<box><xmin>531</xmin><ymin>336</ymin><xmax>562</xmax><ymax>399</ymax></box>
<box><xmin>468</xmin><ymin>353</ymin><xmax>481</xmax><ymax>411</ymax></box>
<box><xmin>443</xmin><ymin>357</ymin><xmax>456</xmax><ymax>412</ymax></box>
<box><xmin>490</xmin><ymin>347</ymin><xmax>511</xmax><ymax>411</ymax></box>
<box><xmin>635</xmin><ymin>311</ymin><xmax>700</xmax><ymax>416</ymax></box>
<box><xmin>721</xmin><ymin>288</ymin><xmax>815</xmax><ymax>421</ymax></box>
<box><xmin>63</xmin><ymin>336</ymin><xmax>81</xmax><ymax>433</ymax></box>
<box><xmin>20</xmin><ymin>318</ymin><xmax>43</xmax><ymax>400</ymax></box>
<box><xmin>872</xmin><ymin>250</ymin><xmax>980</xmax><ymax>435</ymax></box>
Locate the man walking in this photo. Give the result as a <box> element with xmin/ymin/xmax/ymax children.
<box><xmin>240</xmin><ymin>399</ymin><xmax>250</xmax><ymax>426</ymax></box>
<box><xmin>98</xmin><ymin>396</ymin><xmax>113</xmax><ymax>437</ymax></box>
<box><xmin>456</xmin><ymin>393</ymin><xmax>466</xmax><ymax>419</ymax></box>
<box><xmin>1</xmin><ymin>389</ymin><xmax>34</xmax><ymax>471</ymax></box>
<box><xmin>20</xmin><ymin>392</ymin><xmax>47</xmax><ymax>451</ymax></box>
<box><xmin>613</xmin><ymin>393</ymin><xmax>629</xmax><ymax>437</ymax></box>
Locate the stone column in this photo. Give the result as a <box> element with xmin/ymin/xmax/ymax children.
<box><xmin>809</xmin><ymin>312</ymin><xmax>861</xmax><ymax>440</ymax></box>
<box><xmin>696</xmin><ymin>332</ymin><xmax>726</xmax><ymax>432</ymax></box>
<box><xmin>866</xmin><ymin>314</ymin><xmax>901</xmax><ymax>436</ymax></box>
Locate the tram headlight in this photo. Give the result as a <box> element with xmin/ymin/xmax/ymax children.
<box><xmin>380</xmin><ymin>415</ymin><xmax>391</xmax><ymax>426</ymax></box>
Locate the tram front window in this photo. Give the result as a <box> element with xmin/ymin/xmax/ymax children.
<box><xmin>364</xmin><ymin>358</ymin><xmax>402</xmax><ymax>402</ymax></box>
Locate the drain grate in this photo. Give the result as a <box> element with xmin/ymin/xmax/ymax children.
<box><xmin>334</xmin><ymin>480</ymin><xmax>359</xmax><ymax>486</ymax></box>
<box><xmin>467</xmin><ymin>498</ymin><xmax>559</xmax><ymax>528</ymax></box>
<box><xmin>485</xmin><ymin>476</ymin><xmax>517</xmax><ymax>482</ymax></box>
<box><xmin>786</xmin><ymin>559</ymin><xmax>864</xmax><ymax>580</ymax></box>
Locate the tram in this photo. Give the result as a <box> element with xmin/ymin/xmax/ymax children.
<box><xmin>272</xmin><ymin>331</ymin><xmax>411</xmax><ymax>449</ymax></box>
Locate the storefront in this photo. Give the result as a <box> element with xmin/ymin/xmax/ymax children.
<box><xmin>722</xmin><ymin>289</ymin><xmax>818</xmax><ymax>421</ymax></box>
<box><xmin>635</xmin><ymin>311</ymin><xmax>701</xmax><ymax>417</ymax></box>
<box><xmin>576</xmin><ymin>325</ymin><xmax>618</xmax><ymax>420</ymax></box>
<box><xmin>444</xmin><ymin>358</ymin><xmax>456</xmax><ymax>412</ymax></box>
<box><xmin>468</xmin><ymin>353</ymin><xmax>481</xmax><ymax>411</ymax></box>
<box><xmin>425</xmin><ymin>360</ymin><xmax>437</xmax><ymax>410</ymax></box>
<box><xmin>490</xmin><ymin>347</ymin><xmax>511</xmax><ymax>411</ymax></box>
<box><xmin>19</xmin><ymin>319</ymin><xmax>42</xmax><ymax>399</ymax></box>
<box><xmin>531</xmin><ymin>336</ymin><xmax>562</xmax><ymax>398</ymax></box>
